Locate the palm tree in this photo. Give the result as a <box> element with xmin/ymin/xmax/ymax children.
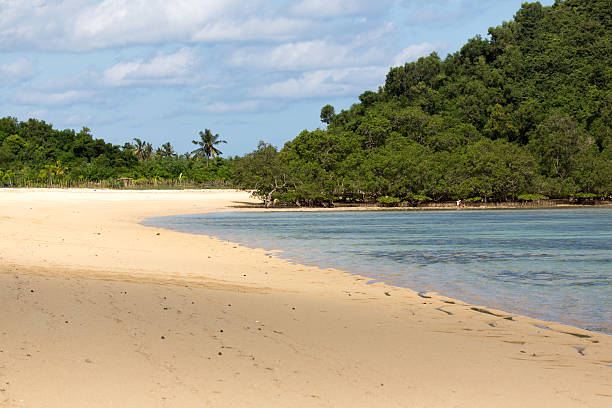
<box><xmin>43</xmin><ymin>161</ymin><xmax>65</xmax><ymax>186</ymax></box>
<box><xmin>192</xmin><ymin>129</ymin><xmax>227</xmax><ymax>167</ymax></box>
<box><xmin>161</xmin><ymin>142</ymin><xmax>176</xmax><ymax>158</ymax></box>
<box><xmin>143</xmin><ymin>142</ymin><xmax>153</xmax><ymax>160</ymax></box>
<box><xmin>133</xmin><ymin>138</ymin><xmax>146</xmax><ymax>160</ymax></box>
<box><xmin>122</xmin><ymin>142</ymin><xmax>135</xmax><ymax>152</ymax></box>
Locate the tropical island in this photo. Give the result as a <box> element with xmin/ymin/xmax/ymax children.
<box><xmin>1</xmin><ymin>1</ymin><xmax>611</xmax><ymax>407</ymax></box>
<box><xmin>1</xmin><ymin>0</ymin><xmax>610</xmax><ymax>208</ymax></box>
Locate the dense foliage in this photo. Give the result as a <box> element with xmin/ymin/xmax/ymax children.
<box><xmin>0</xmin><ymin>117</ymin><xmax>232</xmax><ymax>187</ymax></box>
<box><xmin>235</xmin><ymin>0</ymin><xmax>611</xmax><ymax>206</ymax></box>
<box><xmin>2</xmin><ymin>0</ymin><xmax>610</xmax><ymax>201</ymax></box>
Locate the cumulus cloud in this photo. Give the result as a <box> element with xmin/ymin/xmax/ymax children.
<box><xmin>0</xmin><ymin>58</ymin><xmax>36</xmax><ymax>83</ymax></box>
<box><xmin>230</xmin><ymin>40</ymin><xmax>348</xmax><ymax>70</ymax></box>
<box><xmin>201</xmin><ymin>100</ymin><xmax>261</xmax><ymax>114</ymax></box>
<box><xmin>0</xmin><ymin>1</ymin><xmax>454</xmax><ymax>115</ymax></box>
<box><xmin>102</xmin><ymin>48</ymin><xmax>198</xmax><ymax>87</ymax></box>
<box><xmin>72</xmin><ymin>0</ymin><xmax>227</xmax><ymax>43</ymax></box>
<box><xmin>16</xmin><ymin>90</ymin><xmax>94</xmax><ymax>106</ymax></box>
<box><xmin>289</xmin><ymin>0</ymin><xmax>391</xmax><ymax>18</ymax></box>
<box><xmin>192</xmin><ymin>17</ymin><xmax>311</xmax><ymax>43</ymax></box>
<box><xmin>0</xmin><ymin>0</ymin><xmax>311</xmax><ymax>51</ymax></box>
<box><xmin>392</xmin><ymin>42</ymin><xmax>447</xmax><ymax>66</ymax></box>
<box><xmin>73</xmin><ymin>0</ymin><xmax>309</xmax><ymax>47</ymax></box>
<box><xmin>228</xmin><ymin>20</ymin><xmax>396</xmax><ymax>72</ymax></box>
<box><xmin>0</xmin><ymin>1</ymin><xmax>72</xmax><ymax>50</ymax></box>
<box><xmin>252</xmin><ymin>66</ymin><xmax>387</xmax><ymax>99</ymax></box>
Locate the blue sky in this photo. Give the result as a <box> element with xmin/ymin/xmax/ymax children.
<box><xmin>0</xmin><ymin>0</ymin><xmax>554</xmax><ymax>156</ymax></box>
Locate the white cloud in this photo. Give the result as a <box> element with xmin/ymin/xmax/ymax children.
<box><xmin>0</xmin><ymin>0</ymin><xmax>311</xmax><ymax>51</ymax></box>
<box><xmin>201</xmin><ymin>101</ymin><xmax>261</xmax><ymax>114</ymax></box>
<box><xmin>289</xmin><ymin>0</ymin><xmax>390</xmax><ymax>18</ymax></box>
<box><xmin>102</xmin><ymin>48</ymin><xmax>198</xmax><ymax>87</ymax></box>
<box><xmin>253</xmin><ymin>66</ymin><xmax>387</xmax><ymax>99</ymax></box>
<box><xmin>0</xmin><ymin>1</ymin><xmax>446</xmax><ymax>114</ymax></box>
<box><xmin>73</xmin><ymin>0</ymin><xmax>246</xmax><ymax>48</ymax></box>
<box><xmin>230</xmin><ymin>39</ymin><xmax>388</xmax><ymax>71</ymax></box>
<box><xmin>230</xmin><ymin>40</ymin><xmax>347</xmax><ymax>70</ymax></box>
<box><xmin>0</xmin><ymin>58</ymin><xmax>36</xmax><ymax>82</ymax></box>
<box><xmin>192</xmin><ymin>17</ymin><xmax>311</xmax><ymax>43</ymax></box>
<box><xmin>0</xmin><ymin>0</ymin><xmax>78</xmax><ymax>50</ymax></box>
<box><xmin>16</xmin><ymin>90</ymin><xmax>94</xmax><ymax>106</ymax></box>
<box><xmin>392</xmin><ymin>42</ymin><xmax>446</xmax><ymax>66</ymax></box>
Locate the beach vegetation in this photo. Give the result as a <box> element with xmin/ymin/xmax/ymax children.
<box><xmin>376</xmin><ymin>196</ymin><xmax>401</xmax><ymax>206</ymax></box>
<box><xmin>1</xmin><ymin>0</ymin><xmax>610</xmax><ymax>202</ymax></box>
<box><xmin>517</xmin><ymin>193</ymin><xmax>549</xmax><ymax>202</ymax></box>
<box><xmin>0</xmin><ymin>119</ymin><xmax>233</xmax><ymax>188</ymax></box>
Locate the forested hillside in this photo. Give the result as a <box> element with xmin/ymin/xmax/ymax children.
<box><xmin>0</xmin><ymin>117</ymin><xmax>232</xmax><ymax>187</ymax></box>
<box><xmin>235</xmin><ymin>0</ymin><xmax>611</xmax><ymax>206</ymax></box>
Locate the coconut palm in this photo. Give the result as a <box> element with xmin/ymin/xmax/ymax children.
<box><xmin>161</xmin><ymin>142</ymin><xmax>176</xmax><ymax>158</ymax></box>
<box><xmin>42</xmin><ymin>161</ymin><xmax>66</xmax><ymax>186</ymax></box>
<box><xmin>133</xmin><ymin>138</ymin><xmax>146</xmax><ymax>160</ymax></box>
<box><xmin>191</xmin><ymin>129</ymin><xmax>227</xmax><ymax>167</ymax></box>
<box><xmin>143</xmin><ymin>142</ymin><xmax>153</xmax><ymax>160</ymax></box>
<box><xmin>122</xmin><ymin>142</ymin><xmax>135</xmax><ymax>152</ymax></box>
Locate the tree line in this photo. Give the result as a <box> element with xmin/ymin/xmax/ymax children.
<box><xmin>0</xmin><ymin>117</ymin><xmax>231</xmax><ymax>188</ymax></box>
<box><xmin>1</xmin><ymin>0</ymin><xmax>610</xmax><ymax>205</ymax></box>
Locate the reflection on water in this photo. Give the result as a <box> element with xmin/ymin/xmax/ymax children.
<box><xmin>143</xmin><ymin>208</ymin><xmax>612</xmax><ymax>334</ymax></box>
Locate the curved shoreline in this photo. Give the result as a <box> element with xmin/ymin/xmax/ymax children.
<box><xmin>142</xmin><ymin>207</ymin><xmax>612</xmax><ymax>335</ymax></box>
<box><xmin>0</xmin><ymin>188</ymin><xmax>610</xmax><ymax>407</ymax></box>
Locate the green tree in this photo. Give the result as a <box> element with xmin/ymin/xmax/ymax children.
<box><xmin>160</xmin><ymin>142</ymin><xmax>176</xmax><ymax>158</ymax></box>
<box><xmin>320</xmin><ymin>104</ymin><xmax>335</xmax><ymax>125</ymax></box>
<box><xmin>483</xmin><ymin>104</ymin><xmax>519</xmax><ymax>141</ymax></box>
<box><xmin>192</xmin><ymin>129</ymin><xmax>227</xmax><ymax>167</ymax></box>
<box><xmin>529</xmin><ymin>113</ymin><xmax>585</xmax><ymax>179</ymax></box>
<box><xmin>143</xmin><ymin>142</ymin><xmax>153</xmax><ymax>160</ymax></box>
<box><xmin>234</xmin><ymin>141</ymin><xmax>289</xmax><ymax>207</ymax></box>
<box><xmin>133</xmin><ymin>138</ymin><xmax>146</xmax><ymax>161</ymax></box>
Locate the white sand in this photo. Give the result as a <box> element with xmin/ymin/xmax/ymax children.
<box><xmin>0</xmin><ymin>188</ymin><xmax>610</xmax><ymax>407</ymax></box>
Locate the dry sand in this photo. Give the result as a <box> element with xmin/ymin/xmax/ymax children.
<box><xmin>0</xmin><ymin>188</ymin><xmax>610</xmax><ymax>407</ymax></box>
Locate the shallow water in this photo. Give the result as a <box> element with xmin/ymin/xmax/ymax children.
<box><xmin>143</xmin><ymin>208</ymin><xmax>612</xmax><ymax>334</ymax></box>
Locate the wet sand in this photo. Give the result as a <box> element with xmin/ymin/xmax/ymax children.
<box><xmin>0</xmin><ymin>189</ymin><xmax>610</xmax><ymax>407</ymax></box>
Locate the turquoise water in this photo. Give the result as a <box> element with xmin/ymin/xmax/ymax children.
<box><xmin>143</xmin><ymin>208</ymin><xmax>612</xmax><ymax>334</ymax></box>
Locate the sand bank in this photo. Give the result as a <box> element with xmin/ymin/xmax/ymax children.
<box><xmin>0</xmin><ymin>189</ymin><xmax>610</xmax><ymax>407</ymax></box>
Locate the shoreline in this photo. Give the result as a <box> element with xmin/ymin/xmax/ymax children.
<box><xmin>3</xmin><ymin>186</ymin><xmax>611</xmax><ymax>210</ymax></box>
<box><xmin>1</xmin><ymin>188</ymin><xmax>610</xmax><ymax>407</ymax></box>
<box><xmin>142</xmin><ymin>207</ymin><xmax>611</xmax><ymax>335</ymax></box>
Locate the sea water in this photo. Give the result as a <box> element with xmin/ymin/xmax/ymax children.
<box><xmin>143</xmin><ymin>208</ymin><xmax>612</xmax><ymax>334</ymax></box>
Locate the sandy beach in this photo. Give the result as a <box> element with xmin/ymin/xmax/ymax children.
<box><xmin>0</xmin><ymin>189</ymin><xmax>610</xmax><ymax>407</ymax></box>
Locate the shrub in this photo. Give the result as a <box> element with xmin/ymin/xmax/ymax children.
<box><xmin>377</xmin><ymin>196</ymin><xmax>401</xmax><ymax>206</ymax></box>
<box><xmin>573</xmin><ymin>192</ymin><xmax>598</xmax><ymax>199</ymax></box>
<box><xmin>517</xmin><ymin>193</ymin><xmax>549</xmax><ymax>201</ymax></box>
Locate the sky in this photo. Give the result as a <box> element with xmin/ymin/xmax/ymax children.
<box><xmin>0</xmin><ymin>0</ymin><xmax>554</xmax><ymax>156</ymax></box>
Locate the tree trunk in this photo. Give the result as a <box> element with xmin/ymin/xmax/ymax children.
<box><xmin>265</xmin><ymin>190</ymin><xmax>275</xmax><ymax>208</ymax></box>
